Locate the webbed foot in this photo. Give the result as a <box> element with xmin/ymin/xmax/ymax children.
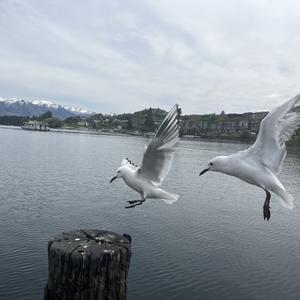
<box><xmin>127</xmin><ymin>200</ymin><xmax>139</xmax><ymax>205</ymax></box>
<box><xmin>263</xmin><ymin>204</ymin><xmax>271</xmax><ymax>221</ymax></box>
<box><xmin>125</xmin><ymin>199</ymin><xmax>145</xmax><ymax>209</ymax></box>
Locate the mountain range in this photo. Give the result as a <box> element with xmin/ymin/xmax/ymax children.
<box><xmin>0</xmin><ymin>98</ymin><xmax>94</xmax><ymax>119</ymax></box>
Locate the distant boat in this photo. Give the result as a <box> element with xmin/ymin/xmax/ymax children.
<box><xmin>22</xmin><ymin>120</ymin><xmax>50</xmax><ymax>131</ymax></box>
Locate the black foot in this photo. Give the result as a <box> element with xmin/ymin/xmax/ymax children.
<box><xmin>127</xmin><ymin>200</ymin><xmax>139</xmax><ymax>205</ymax></box>
<box><xmin>125</xmin><ymin>199</ymin><xmax>145</xmax><ymax>209</ymax></box>
<box><xmin>263</xmin><ymin>190</ymin><xmax>271</xmax><ymax>221</ymax></box>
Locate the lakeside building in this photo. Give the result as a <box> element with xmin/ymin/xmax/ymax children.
<box><xmin>181</xmin><ymin>111</ymin><xmax>268</xmax><ymax>137</ymax></box>
<box><xmin>22</xmin><ymin>120</ymin><xmax>50</xmax><ymax>131</ymax></box>
<box><xmin>70</xmin><ymin>107</ymin><xmax>269</xmax><ymax>139</ymax></box>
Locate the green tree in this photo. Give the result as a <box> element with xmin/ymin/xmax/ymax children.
<box><xmin>144</xmin><ymin>108</ymin><xmax>155</xmax><ymax>132</ymax></box>
<box><xmin>48</xmin><ymin>118</ymin><xmax>63</xmax><ymax>128</ymax></box>
<box><xmin>0</xmin><ymin>116</ymin><xmax>29</xmax><ymax>126</ymax></box>
<box><xmin>64</xmin><ymin>116</ymin><xmax>81</xmax><ymax>125</ymax></box>
<box><xmin>126</xmin><ymin>115</ymin><xmax>134</xmax><ymax>130</ymax></box>
<box><xmin>240</xmin><ymin>130</ymin><xmax>252</xmax><ymax>140</ymax></box>
<box><xmin>40</xmin><ymin>111</ymin><xmax>53</xmax><ymax>120</ymax></box>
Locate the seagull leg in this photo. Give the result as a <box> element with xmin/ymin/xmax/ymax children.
<box><xmin>263</xmin><ymin>190</ymin><xmax>271</xmax><ymax>221</ymax></box>
<box><xmin>125</xmin><ymin>199</ymin><xmax>145</xmax><ymax>209</ymax></box>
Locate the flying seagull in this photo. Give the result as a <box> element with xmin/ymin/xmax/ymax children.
<box><xmin>110</xmin><ymin>105</ymin><xmax>180</xmax><ymax>208</ymax></box>
<box><xmin>199</xmin><ymin>94</ymin><xmax>300</xmax><ymax>220</ymax></box>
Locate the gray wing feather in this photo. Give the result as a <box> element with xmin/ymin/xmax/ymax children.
<box><xmin>139</xmin><ymin>104</ymin><xmax>180</xmax><ymax>185</ymax></box>
<box><xmin>241</xmin><ymin>94</ymin><xmax>300</xmax><ymax>174</ymax></box>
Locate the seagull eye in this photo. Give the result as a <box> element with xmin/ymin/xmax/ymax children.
<box><xmin>209</xmin><ymin>163</ymin><xmax>213</xmax><ymax>166</ymax></box>
<box><xmin>117</xmin><ymin>170</ymin><xmax>120</xmax><ymax>173</ymax></box>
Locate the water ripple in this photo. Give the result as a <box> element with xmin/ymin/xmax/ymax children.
<box><xmin>1</xmin><ymin>129</ymin><xmax>300</xmax><ymax>299</ymax></box>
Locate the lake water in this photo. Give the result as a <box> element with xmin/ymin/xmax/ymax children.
<box><xmin>1</xmin><ymin>127</ymin><xmax>300</xmax><ymax>300</ymax></box>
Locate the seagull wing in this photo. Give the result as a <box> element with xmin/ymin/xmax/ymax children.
<box><xmin>241</xmin><ymin>94</ymin><xmax>300</xmax><ymax>174</ymax></box>
<box><xmin>138</xmin><ymin>104</ymin><xmax>180</xmax><ymax>185</ymax></box>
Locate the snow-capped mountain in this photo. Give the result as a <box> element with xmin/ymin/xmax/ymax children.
<box><xmin>63</xmin><ymin>106</ymin><xmax>90</xmax><ymax>115</ymax></box>
<box><xmin>31</xmin><ymin>100</ymin><xmax>60</xmax><ymax>109</ymax></box>
<box><xmin>0</xmin><ymin>98</ymin><xmax>94</xmax><ymax>119</ymax></box>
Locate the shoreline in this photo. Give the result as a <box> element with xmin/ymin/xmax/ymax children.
<box><xmin>0</xmin><ymin>125</ymin><xmax>252</xmax><ymax>145</ymax></box>
<box><xmin>0</xmin><ymin>125</ymin><xmax>130</xmax><ymax>137</ymax></box>
<box><xmin>1</xmin><ymin>124</ymin><xmax>300</xmax><ymax>147</ymax></box>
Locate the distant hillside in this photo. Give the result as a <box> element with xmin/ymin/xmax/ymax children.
<box><xmin>90</xmin><ymin>107</ymin><xmax>169</xmax><ymax>133</ymax></box>
<box><xmin>0</xmin><ymin>98</ymin><xmax>94</xmax><ymax>119</ymax></box>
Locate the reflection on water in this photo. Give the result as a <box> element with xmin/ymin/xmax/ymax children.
<box><xmin>1</xmin><ymin>127</ymin><xmax>300</xmax><ymax>300</ymax></box>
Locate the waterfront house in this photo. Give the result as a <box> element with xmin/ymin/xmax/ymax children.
<box><xmin>22</xmin><ymin>120</ymin><xmax>50</xmax><ymax>131</ymax></box>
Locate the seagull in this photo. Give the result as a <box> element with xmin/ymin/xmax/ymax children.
<box><xmin>110</xmin><ymin>105</ymin><xmax>180</xmax><ymax>208</ymax></box>
<box><xmin>199</xmin><ymin>94</ymin><xmax>300</xmax><ymax>220</ymax></box>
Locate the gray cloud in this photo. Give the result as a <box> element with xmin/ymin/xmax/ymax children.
<box><xmin>0</xmin><ymin>0</ymin><xmax>300</xmax><ymax>114</ymax></box>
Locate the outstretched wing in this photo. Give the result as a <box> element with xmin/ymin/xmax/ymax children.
<box><xmin>138</xmin><ymin>104</ymin><xmax>180</xmax><ymax>185</ymax></box>
<box><xmin>241</xmin><ymin>94</ymin><xmax>300</xmax><ymax>174</ymax></box>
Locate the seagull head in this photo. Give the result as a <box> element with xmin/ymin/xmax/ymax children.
<box><xmin>109</xmin><ymin>167</ymin><xmax>125</xmax><ymax>183</ymax></box>
<box><xmin>199</xmin><ymin>156</ymin><xmax>228</xmax><ymax>176</ymax></box>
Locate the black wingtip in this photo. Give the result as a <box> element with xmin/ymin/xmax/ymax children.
<box><xmin>124</xmin><ymin>157</ymin><xmax>138</xmax><ymax>168</ymax></box>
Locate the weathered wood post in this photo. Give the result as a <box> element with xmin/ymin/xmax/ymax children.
<box><xmin>44</xmin><ymin>229</ymin><xmax>132</xmax><ymax>300</ymax></box>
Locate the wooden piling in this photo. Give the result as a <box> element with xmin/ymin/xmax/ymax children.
<box><xmin>44</xmin><ymin>229</ymin><xmax>132</xmax><ymax>300</ymax></box>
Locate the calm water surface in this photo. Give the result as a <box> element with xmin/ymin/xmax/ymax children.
<box><xmin>1</xmin><ymin>127</ymin><xmax>300</xmax><ymax>300</ymax></box>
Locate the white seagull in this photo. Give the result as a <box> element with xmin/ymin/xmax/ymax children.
<box><xmin>110</xmin><ymin>105</ymin><xmax>180</xmax><ymax>208</ymax></box>
<box><xmin>199</xmin><ymin>94</ymin><xmax>300</xmax><ymax>220</ymax></box>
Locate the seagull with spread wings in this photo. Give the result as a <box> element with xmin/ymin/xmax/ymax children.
<box><xmin>110</xmin><ymin>105</ymin><xmax>180</xmax><ymax>208</ymax></box>
<box><xmin>199</xmin><ymin>94</ymin><xmax>300</xmax><ymax>220</ymax></box>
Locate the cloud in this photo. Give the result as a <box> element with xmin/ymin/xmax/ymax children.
<box><xmin>265</xmin><ymin>93</ymin><xmax>281</xmax><ymax>99</ymax></box>
<box><xmin>0</xmin><ymin>0</ymin><xmax>300</xmax><ymax>114</ymax></box>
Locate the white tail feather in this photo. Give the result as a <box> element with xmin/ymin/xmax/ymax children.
<box><xmin>161</xmin><ymin>198</ymin><xmax>178</xmax><ymax>205</ymax></box>
<box><xmin>274</xmin><ymin>189</ymin><xmax>295</xmax><ymax>209</ymax></box>
<box><xmin>150</xmin><ymin>188</ymin><xmax>179</xmax><ymax>204</ymax></box>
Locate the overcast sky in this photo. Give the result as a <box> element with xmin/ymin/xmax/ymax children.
<box><xmin>0</xmin><ymin>0</ymin><xmax>300</xmax><ymax>114</ymax></box>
